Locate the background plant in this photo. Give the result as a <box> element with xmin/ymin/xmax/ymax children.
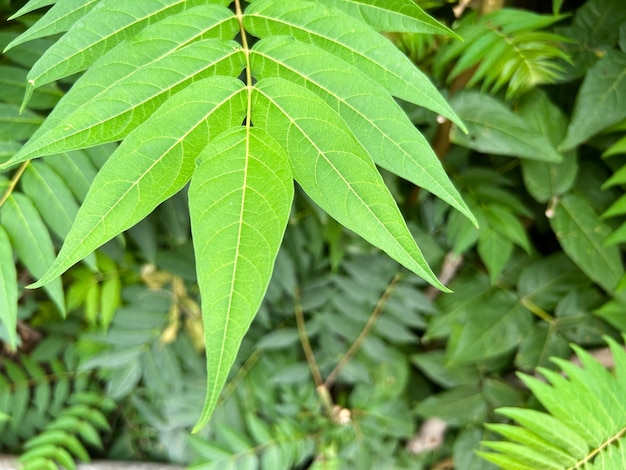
<box><xmin>0</xmin><ymin>0</ymin><xmax>625</xmax><ymax>469</ymax></box>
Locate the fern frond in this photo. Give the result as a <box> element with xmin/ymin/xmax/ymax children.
<box><xmin>19</xmin><ymin>391</ymin><xmax>114</xmax><ymax>470</ymax></box>
<box><xmin>480</xmin><ymin>336</ymin><xmax>626</xmax><ymax>469</ymax></box>
<box><xmin>434</xmin><ymin>9</ymin><xmax>571</xmax><ymax>99</ymax></box>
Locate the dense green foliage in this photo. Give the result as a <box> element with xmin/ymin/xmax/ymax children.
<box><xmin>0</xmin><ymin>0</ymin><xmax>625</xmax><ymax>469</ymax></box>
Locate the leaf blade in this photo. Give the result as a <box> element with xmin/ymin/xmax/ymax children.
<box><xmin>252</xmin><ymin>77</ymin><xmax>446</xmax><ymax>290</ymax></box>
<box><xmin>244</xmin><ymin>0</ymin><xmax>464</xmax><ymax>130</ymax></box>
<box><xmin>0</xmin><ymin>226</ymin><xmax>18</xmax><ymax>348</ymax></box>
<box><xmin>549</xmin><ymin>193</ymin><xmax>624</xmax><ymax>292</ymax></box>
<box><xmin>30</xmin><ymin>77</ymin><xmax>247</xmax><ymax>288</ymax></box>
<box><xmin>250</xmin><ymin>36</ymin><xmax>475</xmax><ymax>225</ymax></box>
<box><xmin>190</xmin><ymin>127</ymin><xmax>293</xmax><ymax>430</ymax></box>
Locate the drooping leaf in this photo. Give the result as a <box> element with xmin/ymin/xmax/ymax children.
<box><xmin>20</xmin><ymin>161</ymin><xmax>80</xmax><ymax>241</ymax></box>
<box><xmin>189</xmin><ymin>126</ymin><xmax>293</xmax><ymax>431</ymax></box>
<box><xmin>30</xmin><ymin>77</ymin><xmax>247</xmax><ymax>288</ymax></box>
<box><xmin>450</xmin><ymin>91</ymin><xmax>562</xmax><ymax>162</ymax></box>
<box><xmin>560</xmin><ymin>50</ymin><xmax>626</xmax><ymax>151</ymax></box>
<box><xmin>1</xmin><ymin>193</ymin><xmax>65</xmax><ymax>314</ymax></box>
<box><xmin>549</xmin><ymin>193</ymin><xmax>624</xmax><ymax>292</ymax></box>
<box><xmin>518</xmin><ymin>90</ymin><xmax>577</xmax><ymax>203</ymax></box>
<box><xmin>250</xmin><ymin>36</ymin><xmax>475</xmax><ymax>225</ymax></box>
<box><xmin>252</xmin><ymin>77</ymin><xmax>446</xmax><ymax>290</ymax></box>
<box><xmin>0</xmin><ymin>226</ymin><xmax>18</xmax><ymax>348</ymax></box>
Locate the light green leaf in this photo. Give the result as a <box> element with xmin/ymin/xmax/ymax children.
<box><xmin>561</xmin><ymin>50</ymin><xmax>626</xmax><ymax>151</ymax></box>
<box><xmin>549</xmin><ymin>193</ymin><xmax>624</xmax><ymax>292</ymax></box>
<box><xmin>45</xmin><ymin>150</ymin><xmax>99</xmax><ymax>202</ymax></box>
<box><xmin>189</xmin><ymin>127</ymin><xmax>293</xmax><ymax>431</ymax></box>
<box><xmin>484</xmin><ymin>424</ymin><xmax>576</xmax><ymax>468</ymax></box>
<box><xmin>5</xmin><ymin>0</ymin><xmax>100</xmax><ymax>52</ymax></box>
<box><xmin>8</xmin><ymin>0</ymin><xmax>56</xmax><ymax>19</ymax></box>
<box><xmin>518</xmin><ymin>90</ymin><xmax>577</xmax><ymax>203</ymax></box>
<box><xmin>20</xmin><ymin>161</ymin><xmax>80</xmax><ymax>241</ymax></box>
<box><xmin>0</xmin><ymin>226</ymin><xmax>18</xmax><ymax>349</ymax></box>
<box><xmin>6</xmin><ymin>16</ymin><xmax>243</xmax><ymax>166</ymax></box>
<box><xmin>445</xmin><ymin>290</ymin><xmax>532</xmax><ymax>365</ymax></box>
<box><xmin>0</xmin><ymin>104</ymin><xmax>43</xmax><ymax>141</ymax></box>
<box><xmin>244</xmin><ymin>0</ymin><xmax>465</xmax><ymax>130</ymax></box>
<box><xmin>493</xmin><ymin>407</ymin><xmax>589</xmax><ymax>458</ymax></box>
<box><xmin>315</xmin><ymin>0</ymin><xmax>456</xmax><ymax>36</ymax></box>
<box><xmin>450</xmin><ymin>91</ymin><xmax>562</xmax><ymax>162</ymax></box>
<box><xmin>30</xmin><ymin>77</ymin><xmax>247</xmax><ymax>288</ymax></box>
<box><xmin>594</xmin><ymin>299</ymin><xmax>626</xmax><ymax>332</ymax></box>
<box><xmin>252</xmin><ymin>77</ymin><xmax>446</xmax><ymax>290</ymax></box>
<box><xmin>1</xmin><ymin>193</ymin><xmax>65</xmax><ymax>315</ymax></box>
<box><xmin>250</xmin><ymin>36</ymin><xmax>475</xmax><ymax>225</ymax></box>
<box><xmin>23</xmin><ymin>0</ymin><xmax>233</xmax><ymax>92</ymax></box>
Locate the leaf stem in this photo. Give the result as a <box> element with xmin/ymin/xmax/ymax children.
<box><xmin>325</xmin><ymin>273</ymin><xmax>402</xmax><ymax>388</ymax></box>
<box><xmin>0</xmin><ymin>160</ymin><xmax>29</xmax><ymax>208</ymax></box>
<box><xmin>520</xmin><ymin>296</ymin><xmax>554</xmax><ymax>323</ymax></box>
<box><xmin>294</xmin><ymin>287</ymin><xmax>334</xmax><ymax>414</ymax></box>
<box><xmin>294</xmin><ymin>288</ymin><xmax>324</xmax><ymax>387</ymax></box>
<box><xmin>234</xmin><ymin>0</ymin><xmax>253</xmax><ymax>106</ymax></box>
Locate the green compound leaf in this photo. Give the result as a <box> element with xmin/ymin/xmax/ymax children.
<box><xmin>6</xmin><ymin>0</ymin><xmax>472</xmax><ymax>430</ymax></box>
<box><xmin>30</xmin><ymin>77</ymin><xmax>247</xmax><ymax>288</ymax></box>
<box><xmin>481</xmin><ymin>336</ymin><xmax>626</xmax><ymax>470</ymax></box>
<box><xmin>253</xmin><ymin>77</ymin><xmax>447</xmax><ymax>291</ymax></box>
<box><xmin>190</xmin><ymin>126</ymin><xmax>293</xmax><ymax>431</ymax></box>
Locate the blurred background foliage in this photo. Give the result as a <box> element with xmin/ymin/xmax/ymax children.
<box><xmin>1</xmin><ymin>0</ymin><xmax>625</xmax><ymax>468</ymax></box>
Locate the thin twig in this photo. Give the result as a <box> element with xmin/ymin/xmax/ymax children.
<box><xmin>324</xmin><ymin>273</ymin><xmax>402</xmax><ymax>389</ymax></box>
<box><xmin>294</xmin><ymin>288</ymin><xmax>335</xmax><ymax>414</ymax></box>
<box><xmin>424</xmin><ymin>252</ymin><xmax>464</xmax><ymax>301</ymax></box>
<box><xmin>294</xmin><ymin>288</ymin><xmax>324</xmax><ymax>387</ymax></box>
<box><xmin>0</xmin><ymin>160</ymin><xmax>29</xmax><ymax>208</ymax></box>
